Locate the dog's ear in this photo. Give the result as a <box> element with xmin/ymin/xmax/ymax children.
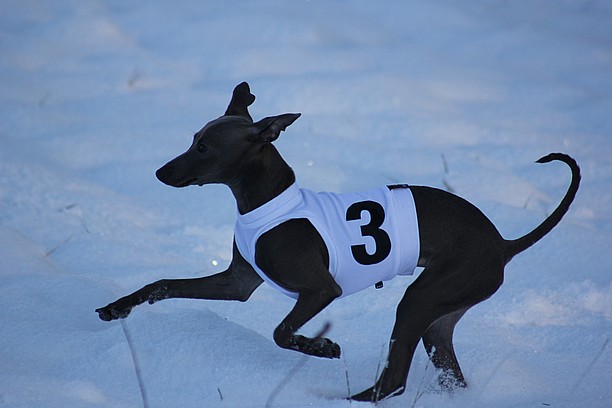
<box><xmin>225</xmin><ymin>82</ymin><xmax>256</xmax><ymax>121</ymax></box>
<box><xmin>248</xmin><ymin>113</ymin><xmax>301</xmax><ymax>143</ymax></box>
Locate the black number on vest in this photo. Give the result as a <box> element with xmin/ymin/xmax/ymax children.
<box><xmin>346</xmin><ymin>201</ymin><xmax>391</xmax><ymax>265</ymax></box>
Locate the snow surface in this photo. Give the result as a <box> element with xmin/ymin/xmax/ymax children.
<box><xmin>1</xmin><ymin>1</ymin><xmax>611</xmax><ymax>407</ymax></box>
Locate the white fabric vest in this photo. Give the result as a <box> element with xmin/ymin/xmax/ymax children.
<box><xmin>234</xmin><ymin>183</ymin><xmax>419</xmax><ymax>299</ymax></box>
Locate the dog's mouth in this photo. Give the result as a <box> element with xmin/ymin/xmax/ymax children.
<box><xmin>170</xmin><ymin>177</ymin><xmax>199</xmax><ymax>188</ymax></box>
<box><xmin>156</xmin><ymin>166</ymin><xmax>198</xmax><ymax>188</ymax></box>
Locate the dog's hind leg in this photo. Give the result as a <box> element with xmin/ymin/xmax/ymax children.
<box><xmin>422</xmin><ymin>307</ymin><xmax>469</xmax><ymax>390</ymax></box>
<box><xmin>351</xmin><ymin>249</ymin><xmax>504</xmax><ymax>402</ymax></box>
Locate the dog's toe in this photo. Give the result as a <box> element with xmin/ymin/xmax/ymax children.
<box><xmin>312</xmin><ymin>337</ymin><xmax>341</xmax><ymax>359</ymax></box>
<box><xmin>328</xmin><ymin>341</ymin><xmax>341</xmax><ymax>359</ymax></box>
<box><xmin>96</xmin><ymin>307</ymin><xmax>113</xmax><ymax>321</ymax></box>
<box><xmin>95</xmin><ymin>305</ymin><xmax>131</xmax><ymax>321</ymax></box>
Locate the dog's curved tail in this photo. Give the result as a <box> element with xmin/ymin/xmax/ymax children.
<box><xmin>504</xmin><ymin>153</ymin><xmax>581</xmax><ymax>262</ymax></box>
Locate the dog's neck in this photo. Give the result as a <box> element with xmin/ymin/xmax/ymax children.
<box><xmin>228</xmin><ymin>144</ymin><xmax>296</xmax><ymax>215</ymax></box>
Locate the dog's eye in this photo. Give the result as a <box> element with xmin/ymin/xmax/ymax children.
<box><xmin>197</xmin><ymin>143</ymin><xmax>208</xmax><ymax>153</ymax></box>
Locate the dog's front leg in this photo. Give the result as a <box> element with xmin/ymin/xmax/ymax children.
<box><xmin>254</xmin><ymin>219</ymin><xmax>343</xmax><ymax>358</ymax></box>
<box><xmin>96</xmin><ymin>242</ymin><xmax>262</xmax><ymax>321</ymax></box>
<box><xmin>273</xmin><ymin>289</ymin><xmax>341</xmax><ymax>359</ymax></box>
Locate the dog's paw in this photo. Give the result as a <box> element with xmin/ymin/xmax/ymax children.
<box><xmin>95</xmin><ymin>304</ymin><xmax>131</xmax><ymax>321</ymax></box>
<box><xmin>311</xmin><ymin>336</ymin><xmax>341</xmax><ymax>359</ymax></box>
<box><xmin>350</xmin><ymin>387</ymin><xmax>376</xmax><ymax>402</ymax></box>
<box><xmin>437</xmin><ymin>370</ymin><xmax>467</xmax><ymax>391</ymax></box>
<box><xmin>350</xmin><ymin>385</ymin><xmax>405</xmax><ymax>402</ymax></box>
<box><xmin>291</xmin><ymin>335</ymin><xmax>341</xmax><ymax>359</ymax></box>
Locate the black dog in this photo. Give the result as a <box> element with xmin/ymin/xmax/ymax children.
<box><xmin>97</xmin><ymin>82</ymin><xmax>580</xmax><ymax>402</ymax></box>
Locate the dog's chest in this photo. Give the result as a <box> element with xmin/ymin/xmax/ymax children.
<box><xmin>234</xmin><ymin>184</ymin><xmax>420</xmax><ymax>298</ymax></box>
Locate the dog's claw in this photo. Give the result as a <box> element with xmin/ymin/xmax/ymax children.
<box><xmin>95</xmin><ymin>304</ymin><xmax>131</xmax><ymax>321</ymax></box>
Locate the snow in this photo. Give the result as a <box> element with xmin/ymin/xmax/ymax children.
<box><xmin>1</xmin><ymin>0</ymin><xmax>611</xmax><ymax>407</ymax></box>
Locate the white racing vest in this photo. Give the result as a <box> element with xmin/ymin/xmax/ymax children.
<box><xmin>234</xmin><ymin>183</ymin><xmax>420</xmax><ymax>299</ymax></box>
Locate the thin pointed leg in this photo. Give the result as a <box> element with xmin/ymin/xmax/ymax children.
<box><xmin>96</xmin><ymin>243</ymin><xmax>263</xmax><ymax>321</ymax></box>
<box><xmin>351</xmin><ymin>252</ymin><xmax>503</xmax><ymax>402</ymax></box>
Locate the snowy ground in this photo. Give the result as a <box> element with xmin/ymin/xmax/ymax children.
<box><xmin>1</xmin><ymin>1</ymin><xmax>611</xmax><ymax>407</ymax></box>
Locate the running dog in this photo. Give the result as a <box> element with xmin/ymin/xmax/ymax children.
<box><xmin>97</xmin><ymin>82</ymin><xmax>580</xmax><ymax>402</ymax></box>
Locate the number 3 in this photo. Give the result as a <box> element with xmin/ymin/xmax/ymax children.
<box><xmin>346</xmin><ymin>201</ymin><xmax>391</xmax><ymax>265</ymax></box>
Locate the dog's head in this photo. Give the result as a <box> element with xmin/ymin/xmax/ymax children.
<box><xmin>156</xmin><ymin>82</ymin><xmax>300</xmax><ymax>188</ymax></box>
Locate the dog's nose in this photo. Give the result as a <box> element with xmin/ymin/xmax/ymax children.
<box><xmin>156</xmin><ymin>165</ymin><xmax>172</xmax><ymax>184</ymax></box>
<box><xmin>156</xmin><ymin>164</ymin><xmax>194</xmax><ymax>187</ymax></box>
